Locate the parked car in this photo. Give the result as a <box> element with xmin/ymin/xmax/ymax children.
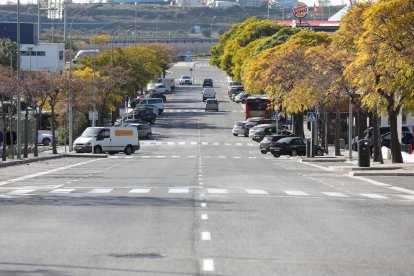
<box><xmin>205</xmin><ymin>98</ymin><xmax>219</xmax><ymax>111</ymax></box>
<box><xmin>148</xmin><ymin>83</ymin><xmax>171</xmax><ymax>94</ymax></box>
<box><xmin>145</xmin><ymin>92</ymin><xmax>166</xmax><ymax>102</ymax></box>
<box><xmin>234</xmin><ymin>93</ymin><xmax>250</xmax><ymax>103</ymax></box>
<box><xmin>249</xmin><ymin>124</ymin><xmax>277</xmax><ymax>142</ymax></box>
<box><xmin>380</xmin><ymin>131</ymin><xmax>414</xmax><ymax>148</ymax></box>
<box><xmin>126</xmin><ymin>108</ymin><xmax>156</xmax><ymax>125</ymax></box>
<box><xmin>202</xmin><ymin>78</ymin><xmax>214</xmax><ymax>87</ymax></box>
<box><xmin>269</xmin><ymin>137</ymin><xmax>324</xmax><ymax>157</ymax></box>
<box><xmin>134</xmin><ymin>104</ymin><xmax>160</xmax><ymax>116</ymax></box>
<box><xmin>232</xmin><ymin>121</ymin><xmax>247</xmax><ymax>136</ymax></box>
<box><xmin>259</xmin><ymin>134</ymin><xmax>290</xmax><ymax>154</ymax></box>
<box><xmin>125</xmin><ymin>123</ymin><xmax>152</xmax><ymax>139</ymax></box>
<box><xmin>37</xmin><ymin>132</ymin><xmax>53</xmax><ymax>146</ymax></box>
<box><xmin>229</xmin><ymin>91</ymin><xmax>241</xmax><ymax>101</ymax></box>
<box><xmin>179</xmin><ymin>75</ymin><xmax>192</xmax><ymax>85</ymax></box>
<box><xmin>244</xmin><ymin>117</ymin><xmax>276</xmax><ymax>137</ymax></box>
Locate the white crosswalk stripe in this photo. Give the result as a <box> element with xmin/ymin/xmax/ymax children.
<box><xmin>207</xmin><ymin>189</ymin><xmax>228</xmax><ymax>194</ymax></box>
<box><xmin>8</xmin><ymin>189</ymin><xmax>36</xmax><ymax>195</ymax></box>
<box><xmin>398</xmin><ymin>195</ymin><xmax>414</xmax><ymax>200</ymax></box>
<box><xmin>360</xmin><ymin>193</ymin><xmax>388</xmax><ymax>199</ymax></box>
<box><xmin>128</xmin><ymin>189</ymin><xmax>151</xmax><ymax>194</ymax></box>
<box><xmin>245</xmin><ymin>189</ymin><xmax>268</xmax><ymax>195</ymax></box>
<box><xmin>89</xmin><ymin>188</ymin><xmax>113</xmax><ymax>194</ymax></box>
<box><xmin>50</xmin><ymin>189</ymin><xmax>74</xmax><ymax>194</ymax></box>
<box><xmin>168</xmin><ymin>188</ymin><xmax>190</xmax><ymax>194</ymax></box>
<box><xmin>322</xmin><ymin>192</ymin><xmax>349</xmax><ymax>198</ymax></box>
<box><xmin>284</xmin><ymin>190</ymin><xmax>308</xmax><ymax>196</ymax></box>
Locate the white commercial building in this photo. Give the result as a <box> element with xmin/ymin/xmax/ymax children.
<box><xmin>20</xmin><ymin>43</ymin><xmax>65</xmax><ymax>74</ymax></box>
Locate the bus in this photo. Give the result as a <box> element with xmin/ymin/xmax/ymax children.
<box><xmin>245</xmin><ymin>96</ymin><xmax>271</xmax><ymax>119</ymax></box>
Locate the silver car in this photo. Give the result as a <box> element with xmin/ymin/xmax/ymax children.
<box><xmin>125</xmin><ymin>123</ymin><xmax>152</xmax><ymax>139</ymax></box>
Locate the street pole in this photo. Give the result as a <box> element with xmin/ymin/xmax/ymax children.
<box><xmin>210</xmin><ymin>16</ymin><xmax>216</xmax><ymax>44</ymax></box>
<box><xmin>16</xmin><ymin>0</ymin><xmax>21</xmax><ymax>159</ymax></box>
<box><xmin>348</xmin><ymin>95</ymin><xmax>353</xmax><ymax>160</ymax></box>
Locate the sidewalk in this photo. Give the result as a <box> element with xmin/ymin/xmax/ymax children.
<box><xmin>0</xmin><ymin>146</ymin><xmax>106</xmax><ymax>168</ymax></box>
<box><xmin>301</xmin><ymin>146</ymin><xmax>414</xmax><ymax>176</ymax></box>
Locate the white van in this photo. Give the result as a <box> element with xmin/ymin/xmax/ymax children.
<box><xmin>135</xmin><ymin>98</ymin><xmax>164</xmax><ymax>113</ymax></box>
<box><xmin>202</xmin><ymin>88</ymin><xmax>216</xmax><ymax>101</ymax></box>
<box><xmin>73</xmin><ymin>127</ymin><xmax>139</xmax><ymax>155</ymax></box>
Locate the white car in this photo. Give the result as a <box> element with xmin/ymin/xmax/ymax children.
<box><xmin>232</xmin><ymin>121</ymin><xmax>247</xmax><ymax>136</ymax></box>
<box><xmin>179</xmin><ymin>75</ymin><xmax>192</xmax><ymax>85</ymax></box>
<box><xmin>37</xmin><ymin>132</ymin><xmax>53</xmax><ymax>146</ymax></box>
<box><xmin>148</xmin><ymin>84</ymin><xmax>171</xmax><ymax>94</ymax></box>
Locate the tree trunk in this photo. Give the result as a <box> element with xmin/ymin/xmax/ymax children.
<box><xmin>292</xmin><ymin>113</ymin><xmax>304</xmax><ymax>138</ymax></box>
<box><xmin>372</xmin><ymin>111</ymin><xmax>383</xmax><ymax>163</ymax></box>
<box><xmin>357</xmin><ymin>109</ymin><xmax>367</xmax><ymax>141</ymax></box>
<box><xmin>1</xmin><ymin>104</ymin><xmax>7</xmax><ymax>161</ymax></box>
<box><xmin>34</xmin><ymin>111</ymin><xmax>39</xmax><ymax>157</ymax></box>
<box><xmin>335</xmin><ymin>96</ymin><xmax>341</xmax><ymax>156</ymax></box>
<box><xmin>24</xmin><ymin>107</ymin><xmax>29</xmax><ymax>158</ymax></box>
<box><xmin>51</xmin><ymin>104</ymin><xmax>57</xmax><ymax>154</ymax></box>
<box><xmin>320</xmin><ymin>106</ymin><xmax>327</xmax><ymax>153</ymax></box>
<box><xmin>389</xmin><ymin>110</ymin><xmax>403</xmax><ymax>163</ymax></box>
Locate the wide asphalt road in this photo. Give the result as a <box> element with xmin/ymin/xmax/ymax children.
<box><xmin>0</xmin><ymin>60</ymin><xmax>413</xmax><ymax>276</ymax></box>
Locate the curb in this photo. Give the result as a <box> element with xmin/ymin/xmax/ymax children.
<box><xmin>350</xmin><ymin>171</ymin><xmax>414</xmax><ymax>176</ymax></box>
<box><xmin>301</xmin><ymin>157</ymin><xmax>347</xmax><ymax>163</ymax></box>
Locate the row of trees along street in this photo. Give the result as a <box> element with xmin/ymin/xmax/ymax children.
<box><xmin>0</xmin><ymin>35</ymin><xmax>177</xmax><ymax>160</ymax></box>
<box><xmin>210</xmin><ymin>0</ymin><xmax>414</xmax><ymax>163</ymax></box>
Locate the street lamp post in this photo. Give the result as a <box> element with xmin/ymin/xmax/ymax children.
<box><xmin>210</xmin><ymin>16</ymin><xmax>216</xmax><ymax>44</ymax></box>
<box><xmin>67</xmin><ymin>4</ymin><xmax>100</xmax><ymax>151</ymax></box>
<box><xmin>16</xmin><ymin>0</ymin><xmax>21</xmax><ymax>159</ymax></box>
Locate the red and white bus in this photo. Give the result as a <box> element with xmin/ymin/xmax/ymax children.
<box><xmin>245</xmin><ymin>96</ymin><xmax>271</xmax><ymax>119</ymax></box>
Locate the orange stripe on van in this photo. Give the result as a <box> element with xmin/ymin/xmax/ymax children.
<box><xmin>115</xmin><ymin>130</ymin><xmax>133</xmax><ymax>136</ymax></box>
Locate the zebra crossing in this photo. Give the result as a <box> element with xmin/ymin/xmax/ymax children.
<box><xmin>1</xmin><ymin>187</ymin><xmax>413</xmax><ymax>201</ymax></box>
<box><xmin>108</xmin><ymin>155</ymin><xmax>277</xmax><ymax>160</ymax></box>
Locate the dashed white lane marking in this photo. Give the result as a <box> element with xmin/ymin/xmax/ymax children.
<box><xmin>8</xmin><ymin>189</ymin><xmax>36</xmax><ymax>195</ymax></box>
<box><xmin>156</xmin><ymin>156</ymin><xmax>165</xmax><ymax>158</ymax></box>
<box><xmin>89</xmin><ymin>188</ymin><xmax>113</xmax><ymax>194</ymax></box>
<box><xmin>218</xmin><ymin>156</ymin><xmax>226</xmax><ymax>159</ymax></box>
<box><xmin>213</xmin><ymin>142</ymin><xmax>220</xmax><ymax>146</ymax></box>
<box><xmin>191</xmin><ymin>142</ymin><xmax>197</xmax><ymax>145</ymax></box>
<box><xmin>285</xmin><ymin>190</ymin><xmax>308</xmax><ymax>196</ymax></box>
<box><xmin>322</xmin><ymin>192</ymin><xmax>349</xmax><ymax>198</ymax></box>
<box><xmin>188</xmin><ymin>156</ymin><xmax>196</xmax><ymax>158</ymax></box>
<box><xmin>179</xmin><ymin>142</ymin><xmax>185</xmax><ymax>145</ymax></box>
<box><xmin>201</xmin><ymin>214</ymin><xmax>208</xmax><ymax>220</ymax></box>
<box><xmin>398</xmin><ymin>195</ymin><xmax>414</xmax><ymax>200</ymax></box>
<box><xmin>235</xmin><ymin>143</ymin><xmax>242</xmax><ymax>146</ymax></box>
<box><xmin>128</xmin><ymin>189</ymin><xmax>151</xmax><ymax>194</ymax></box>
<box><xmin>201</xmin><ymin>202</ymin><xmax>207</xmax><ymax>208</ymax></box>
<box><xmin>361</xmin><ymin>193</ymin><xmax>388</xmax><ymax>199</ymax></box>
<box><xmin>202</xmin><ymin>142</ymin><xmax>208</xmax><ymax>145</ymax></box>
<box><xmin>245</xmin><ymin>189</ymin><xmax>269</xmax><ymax>195</ymax></box>
<box><xmin>207</xmin><ymin>189</ymin><xmax>228</xmax><ymax>194</ymax></box>
<box><xmin>201</xmin><ymin>232</ymin><xmax>211</xmax><ymax>240</ymax></box>
<box><xmin>233</xmin><ymin>156</ymin><xmax>241</xmax><ymax>159</ymax></box>
<box><xmin>168</xmin><ymin>188</ymin><xmax>190</xmax><ymax>194</ymax></box>
<box><xmin>49</xmin><ymin>189</ymin><xmax>75</xmax><ymax>194</ymax></box>
<box><xmin>202</xmin><ymin>259</ymin><xmax>215</xmax><ymax>272</ymax></box>
<box><xmin>167</xmin><ymin>142</ymin><xmax>174</xmax><ymax>145</ymax></box>
<box><xmin>248</xmin><ymin>157</ymin><xmax>257</xmax><ymax>159</ymax></box>
<box><xmin>0</xmin><ymin>159</ymin><xmax>101</xmax><ymax>186</ymax></box>
<box><xmin>172</xmin><ymin>155</ymin><xmax>180</xmax><ymax>158</ymax></box>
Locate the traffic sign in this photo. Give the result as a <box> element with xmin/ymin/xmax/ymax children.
<box><xmin>273</xmin><ymin>111</ymin><xmax>280</xmax><ymax>121</ymax></box>
<box><xmin>307</xmin><ymin>112</ymin><xmax>317</xmax><ymax>122</ymax></box>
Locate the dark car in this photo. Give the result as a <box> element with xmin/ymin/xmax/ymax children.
<box><xmin>146</xmin><ymin>92</ymin><xmax>166</xmax><ymax>102</ymax></box>
<box><xmin>251</xmin><ymin>126</ymin><xmax>292</xmax><ymax>142</ymax></box>
<box><xmin>126</xmin><ymin>108</ymin><xmax>156</xmax><ymax>125</ymax></box>
<box><xmin>243</xmin><ymin>117</ymin><xmax>276</xmax><ymax>137</ymax></box>
<box><xmin>380</xmin><ymin>131</ymin><xmax>414</xmax><ymax>148</ymax></box>
<box><xmin>259</xmin><ymin>134</ymin><xmax>290</xmax><ymax>154</ymax></box>
<box><xmin>202</xmin><ymin>78</ymin><xmax>213</xmax><ymax>87</ymax></box>
<box><xmin>269</xmin><ymin>137</ymin><xmax>324</xmax><ymax>157</ymax></box>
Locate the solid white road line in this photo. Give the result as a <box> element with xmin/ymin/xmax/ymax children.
<box><xmin>129</xmin><ymin>189</ymin><xmax>151</xmax><ymax>194</ymax></box>
<box><xmin>89</xmin><ymin>188</ymin><xmax>113</xmax><ymax>194</ymax></box>
<box><xmin>201</xmin><ymin>232</ymin><xmax>211</xmax><ymax>240</ymax></box>
<box><xmin>201</xmin><ymin>214</ymin><xmax>208</xmax><ymax>220</ymax></box>
<box><xmin>207</xmin><ymin>189</ymin><xmax>228</xmax><ymax>194</ymax></box>
<box><xmin>387</xmin><ymin>186</ymin><xmax>414</xmax><ymax>195</ymax></box>
<box><xmin>49</xmin><ymin>189</ymin><xmax>75</xmax><ymax>194</ymax></box>
<box><xmin>284</xmin><ymin>190</ymin><xmax>308</xmax><ymax>196</ymax></box>
<box><xmin>322</xmin><ymin>192</ymin><xmax>349</xmax><ymax>198</ymax></box>
<box><xmin>245</xmin><ymin>189</ymin><xmax>269</xmax><ymax>195</ymax></box>
<box><xmin>201</xmin><ymin>202</ymin><xmax>207</xmax><ymax>208</ymax></box>
<box><xmin>168</xmin><ymin>188</ymin><xmax>190</xmax><ymax>194</ymax></box>
<box><xmin>360</xmin><ymin>193</ymin><xmax>388</xmax><ymax>199</ymax></box>
<box><xmin>203</xmin><ymin>259</ymin><xmax>215</xmax><ymax>272</ymax></box>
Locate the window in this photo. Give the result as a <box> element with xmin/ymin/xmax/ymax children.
<box><xmin>101</xmin><ymin>129</ymin><xmax>110</xmax><ymax>138</ymax></box>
